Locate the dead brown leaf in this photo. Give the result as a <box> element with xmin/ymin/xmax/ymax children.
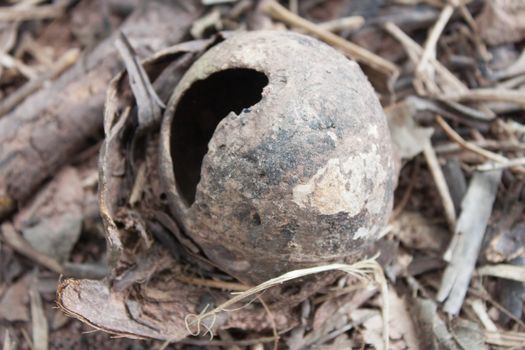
<box><xmin>0</xmin><ymin>274</ymin><xmax>31</xmax><ymax>322</ymax></box>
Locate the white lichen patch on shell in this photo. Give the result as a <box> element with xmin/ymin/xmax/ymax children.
<box><xmin>292</xmin><ymin>144</ymin><xmax>387</xmax><ymax>217</ymax></box>
<box><xmin>354</xmin><ymin>227</ymin><xmax>369</xmax><ymax>240</ymax></box>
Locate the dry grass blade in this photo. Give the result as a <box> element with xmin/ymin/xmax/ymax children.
<box><xmin>261</xmin><ymin>0</ymin><xmax>399</xmax><ymax>81</ymax></box>
<box><xmin>161</xmin><ymin>256</ymin><xmax>389</xmax><ymax>349</ymax></box>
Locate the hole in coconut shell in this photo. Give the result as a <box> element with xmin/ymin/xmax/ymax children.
<box><xmin>171</xmin><ymin>68</ymin><xmax>269</xmax><ymax>205</ymax></box>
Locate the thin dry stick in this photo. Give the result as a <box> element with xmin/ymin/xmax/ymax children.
<box><xmin>417</xmin><ymin>4</ymin><xmax>454</xmax><ymax>74</ymax></box>
<box><xmin>261</xmin><ymin>0</ymin><xmax>399</xmax><ymax>80</ymax></box>
<box><xmin>476</xmin><ymin>157</ymin><xmax>525</xmax><ymax>171</ymax></box>
<box><xmin>0</xmin><ymin>48</ymin><xmax>79</xmax><ymax>117</ymax></box>
<box><xmin>163</xmin><ymin>257</ymin><xmax>389</xmax><ymax>349</ymax></box>
<box><xmin>318</xmin><ymin>16</ymin><xmax>365</xmax><ymax>33</ymax></box>
<box><xmin>257</xmin><ymin>296</ymin><xmax>279</xmax><ymax>350</ymax></box>
<box><xmin>174</xmin><ymin>274</ymin><xmax>250</xmax><ymax>292</ymax></box>
<box><xmin>0</xmin><ymin>51</ymin><xmax>37</xmax><ymax>79</ymax></box>
<box><xmin>423</xmin><ymin>141</ymin><xmax>457</xmax><ymax>232</ymax></box>
<box><xmin>1</xmin><ymin>223</ymin><xmax>63</xmax><ymax>274</ymax></box>
<box><xmin>457</xmin><ymin>4</ymin><xmax>490</xmax><ymax>61</ymax></box>
<box><xmin>0</xmin><ymin>3</ymin><xmax>65</xmax><ymax>21</ymax></box>
<box><xmin>436</xmin><ymin>116</ymin><xmax>525</xmax><ymax>175</ymax></box>
<box><xmin>384</xmin><ymin>22</ymin><xmax>467</xmax><ymax>93</ymax></box>
<box><xmin>441</xmin><ymin>88</ymin><xmax>525</xmax><ymax>106</ymax></box>
<box><xmin>468</xmin><ymin>288</ymin><xmax>525</xmax><ymax>330</ymax></box>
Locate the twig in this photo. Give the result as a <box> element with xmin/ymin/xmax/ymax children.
<box><xmin>441</xmin><ymin>88</ymin><xmax>525</xmax><ymax>106</ymax></box>
<box><xmin>436</xmin><ymin>115</ymin><xmax>525</xmax><ymax>175</ymax></box>
<box><xmin>423</xmin><ymin>141</ymin><xmax>457</xmax><ymax>232</ymax></box>
<box><xmin>435</xmin><ymin>140</ymin><xmax>525</xmax><ymax>154</ymax></box>
<box><xmin>468</xmin><ymin>288</ymin><xmax>525</xmax><ymax>330</ymax></box>
<box><xmin>0</xmin><ymin>51</ymin><xmax>37</xmax><ymax>79</ymax></box>
<box><xmin>417</xmin><ymin>4</ymin><xmax>454</xmax><ymax>75</ymax></box>
<box><xmin>261</xmin><ymin>0</ymin><xmax>399</xmax><ymax>82</ymax></box>
<box><xmin>470</xmin><ymin>299</ymin><xmax>497</xmax><ymax>331</ymax></box>
<box><xmin>0</xmin><ymin>3</ymin><xmax>65</xmax><ymax>21</ymax></box>
<box><xmin>0</xmin><ymin>223</ymin><xmax>63</xmax><ymax>274</ymax></box>
<box><xmin>257</xmin><ymin>296</ymin><xmax>279</xmax><ymax>350</ymax></box>
<box><xmin>318</xmin><ymin>16</ymin><xmax>365</xmax><ymax>33</ymax></box>
<box><xmin>174</xmin><ymin>274</ymin><xmax>250</xmax><ymax>291</ymax></box>
<box><xmin>0</xmin><ymin>49</ymin><xmax>79</xmax><ymax>117</ymax></box>
<box><xmin>484</xmin><ymin>330</ymin><xmax>525</xmax><ymax>348</ymax></box>
<box><xmin>477</xmin><ymin>264</ymin><xmax>525</xmax><ymax>283</ymax></box>
<box><xmin>476</xmin><ymin>158</ymin><xmax>525</xmax><ymax>171</ymax></box>
<box><xmin>457</xmin><ymin>4</ymin><xmax>491</xmax><ymax>61</ymax></box>
<box><xmin>384</xmin><ymin>22</ymin><xmax>467</xmax><ymax>93</ymax></box>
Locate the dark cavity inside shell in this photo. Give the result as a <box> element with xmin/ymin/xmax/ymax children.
<box><xmin>171</xmin><ymin>69</ymin><xmax>269</xmax><ymax>205</ymax></box>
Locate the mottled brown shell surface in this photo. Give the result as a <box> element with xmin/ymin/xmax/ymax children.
<box><xmin>160</xmin><ymin>31</ymin><xmax>395</xmax><ymax>284</ymax></box>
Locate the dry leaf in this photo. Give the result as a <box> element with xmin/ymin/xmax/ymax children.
<box><xmin>0</xmin><ymin>274</ymin><xmax>31</xmax><ymax>322</ymax></box>
<box><xmin>14</xmin><ymin>167</ymin><xmax>84</xmax><ymax>263</ymax></box>
<box><xmin>475</xmin><ymin>0</ymin><xmax>525</xmax><ymax>46</ymax></box>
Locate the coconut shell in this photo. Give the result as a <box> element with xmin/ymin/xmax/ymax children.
<box><xmin>160</xmin><ymin>31</ymin><xmax>395</xmax><ymax>284</ymax></box>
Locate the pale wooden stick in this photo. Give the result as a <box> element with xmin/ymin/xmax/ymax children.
<box><xmin>441</xmin><ymin>88</ymin><xmax>525</xmax><ymax>106</ymax></box>
<box><xmin>318</xmin><ymin>16</ymin><xmax>365</xmax><ymax>33</ymax></box>
<box><xmin>1</xmin><ymin>223</ymin><xmax>63</xmax><ymax>274</ymax></box>
<box><xmin>476</xmin><ymin>157</ymin><xmax>525</xmax><ymax>171</ymax></box>
<box><xmin>174</xmin><ymin>274</ymin><xmax>250</xmax><ymax>292</ymax></box>
<box><xmin>384</xmin><ymin>22</ymin><xmax>467</xmax><ymax>93</ymax></box>
<box><xmin>0</xmin><ymin>3</ymin><xmax>65</xmax><ymax>21</ymax></box>
<box><xmin>436</xmin><ymin>116</ymin><xmax>525</xmax><ymax>175</ymax></box>
<box><xmin>423</xmin><ymin>141</ymin><xmax>457</xmax><ymax>232</ymax></box>
<box><xmin>417</xmin><ymin>4</ymin><xmax>454</xmax><ymax>74</ymax></box>
<box><xmin>261</xmin><ymin>0</ymin><xmax>399</xmax><ymax>80</ymax></box>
